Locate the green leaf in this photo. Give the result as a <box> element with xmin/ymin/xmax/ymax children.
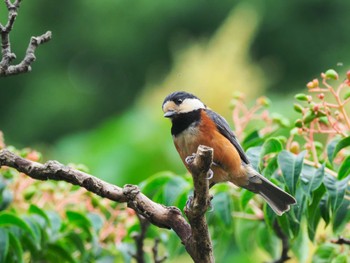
<box><xmin>331</xmin><ymin>136</ymin><xmax>350</xmax><ymax>164</ymax></box>
<box><xmin>240</xmin><ymin>190</ymin><xmax>255</xmax><ymax>210</ymax></box>
<box><xmin>256</xmin><ymin>222</ymin><xmax>279</xmax><ymax>258</ymax></box>
<box><xmin>338</xmin><ymin>155</ymin><xmax>350</xmax><ymax>180</ymax></box>
<box><xmin>235</xmin><ymin>219</ymin><xmax>259</xmax><ymax>252</ymax></box>
<box><xmin>259</xmin><ymin>138</ymin><xmax>283</xmax><ymax>170</ymax></box>
<box><xmin>87</xmin><ymin>213</ymin><xmax>103</xmax><ymax>233</ymax></box>
<box><xmin>246</xmin><ymin>146</ymin><xmax>262</xmax><ymax>171</ymax></box>
<box><xmin>293</xmin><ymin>186</ymin><xmax>306</xmax><ymax>222</ymax></box>
<box><xmin>262</xmin><ymin>156</ymin><xmax>278</xmax><ymax>179</ymax></box>
<box><xmin>306</xmin><ymin>184</ymin><xmax>326</xmax><ymax>241</ymax></box>
<box><xmin>260</xmin><ymin>138</ymin><xmax>283</xmax><ymax>157</ymax></box>
<box><xmin>323</xmin><ymin>174</ymin><xmax>350</xmax><ymax>214</ymax></box>
<box><xmin>29</xmin><ymin>204</ymin><xmax>51</xmax><ymax>227</ymax></box>
<box><xmin>300</xmin><ymin>164</ymin><xmax>325</xmax><ymax>202</ymax></box>
<box><xmin>139</xmin><ymin>171</ymin><xmax>174</xmax><ymax>197</ymax></box>
<box><xmin>210</xmin><ymin>191</ymin><xmax>233</xmax><ymax>227</ymax></box>
<box><xmin>291</xmin><ymin>228</ymin><xmax>309</xmax><ymax>263</ymax></box>
<box><xmin>65</xmin><ymin>211</ymin><xmax>93</xmax><ymax>241</ymax></box>
<box><xmin>65</xmin><ymin>232</ymin><xmax>86</xmax><ymax>256</ymax></box>
<box><xmin>242</xmin><ymin>130</ymin><xmax>263</xmax><ymax>149</ymax></box>
<box><xmin>0</xmin><ymin>229</ymin><xmax>9</xmax><ymax>263</ymax></box>
<box><xmin>263</xmin><ymin>202</ymin><xmax>277</xmax><ymax>233</ymax></box>
<box><xmin>0</xmin><ymin>189</ymin><xmax>13</xmax><ymax>211</ymax></box>
<box><xmin>327</xmin><ymin>137</ymin><xmax>341</xmax><ymax>165</ymax></box>
<box><xmin>332</xmin><ymin>199</ymin><xmax>350</xmax><ymax>234</ymax></box>
<box><xmin>66</xmin><ymin>211</ymin><xmax>92</xmax><ymax>228</ymax></box>
<box><xmin>278</xmin><ymin>150</ymin><xmax>306</xmax><ymax>195</ymax></box>
<box><xmin>46</xmin><ymin>211</ymin><xmax>61</xmax><ymax>239</ymax></box>
<box><xmin>23</xmin><ymin>217</ymin><xmax>41</xmax><ymax>248</ymax></box>
<box><xmin>319</xmin><ymin>196</ymin><xmax>330</xmax><ymax>226</ymax></box>
<box><xmin>0</xmin><ymin>212</ymin><xmax>35</xmax><ymax>239</ymax></box>
<box><xmin>163</xmin><ymin>176</ymin><xmax>190</xmax><ymax>206</ymax></box>
<box><xmin>332</xmin><ymin>253</ymin><xmax>348</xmax><ymax>263</ymax></box>
<box><xmin>8</xmin><ymin>231</ymin><xmax>23</xmax><ymax>263</ymax></box>
<box><xmin>277</xmin><ymin>214</ymin><xmax>293</xmax><ymax>239</ymax></box>
<box><xmin>312</xmin><ymin>244</ymin><xmax>337</xmax><ymax>263</ymax></box>
<box><xmin>47</xmin><ymin>244</ymin><xmax>76</xmax><ymax>263</ymax></box>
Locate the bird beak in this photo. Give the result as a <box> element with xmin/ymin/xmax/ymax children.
<box><xmin>164</xmin><ymin>110</ymin><xmax>176</xmax><ymax>118</ymax></box>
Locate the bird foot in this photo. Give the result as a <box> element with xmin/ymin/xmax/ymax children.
<box><xmin>206</xmin><ymin>169</ymin><xmax>214</xmax><ymax>180</ymax></box>
<box><xmin>186</xmin><ymin>195</ymin><xmax>194</xmax><ymax>210</ymax></box>
<box><xmin>185</xmin><ymin>154</ymin><xmax>196</xmax><ymax>165</ymax></box>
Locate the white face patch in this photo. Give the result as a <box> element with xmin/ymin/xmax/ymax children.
<box><xmin>163</xmin><ymin>98</ymin><xmax>205</xmax><ymax>115</ymax></box>
<box><xmin>178</xmin><ymin>98</ymin><xmax>206</xmax><ymax>113</ymax></box>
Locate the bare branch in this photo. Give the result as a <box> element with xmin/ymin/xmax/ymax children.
<box><xmin>152</xmin><ymin>238</ymin><xmax>167</xmax><ymax>263</ymax></box>
<box><xmin>0</xmin><ymin>0</ymin><xmax>51</xmax><ymax>77</ymax></box>
<box><xmin>270</xmin><ymin>220</ymin><xmax>291</xmax><ymax>263</ymax></box>
<box><xmin>0</xmin><ymin>146</ymin><xmax>216</xmax><ymax>262</ymax></box>
<box><xmin>184</xmin><ymin>145</ymin><xmax>215</xmax><ymax>263</ymax></box>
<box><xmin>130</xmin><ymin>214</ymin><xmax>150</xmax><ymax>263</ymax></box>
<box><xmin>331</xmin><ymin>236</ymin><xmax>350</xmax><ymax>246</ymax></box>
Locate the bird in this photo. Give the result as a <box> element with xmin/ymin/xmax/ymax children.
<box><xmin>162</xmin><ymin>91</ymin><xmax>296</xmax><ymax>216</ymax></box>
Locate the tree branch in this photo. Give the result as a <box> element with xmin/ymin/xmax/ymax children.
<box><xmin>152</xmin><ymin>238</ymin><xmax>167</xmax><ymax>263</ymax></box>
<box><xmin>331</xmin><ymin>236</ymin><xmax>350</xmax><ymax>246</ymax></box>
<box><xmin>271</xmin><ymin>220</ymin><xmax>291</xmax><ymax>263</ymax></box>
<box><xmin>0</xmin><ymin>0</ymin><xmax>52</xmax><ymax>77</ymax></box>
<box><xmin>184</xmin><ymin>145</ymin><xmax>215</xmax><ymax>263</ymax></box>
<box><xmin>130</xmin><ymin>214</ymin><xmax>150</xmax><ymax>263</ymax></box>
<box><xmin>0</xmin><ymin>146</ymin><xmax>215</xmax><ymax>262</ymax></box>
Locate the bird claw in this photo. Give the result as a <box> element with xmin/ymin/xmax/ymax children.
<box><xmin>207</xmin><ymin>203</ymin><xmax>214</xmax><ymax>213</ymax></box>
<box><xmin>185</xmin><ymin>154</ymin><xmax>195</xmax><ymax>165</ymax></box>
<box><xmin>207</xmin><ymin>169</ymin><xmax>214</xmax><ymax>180</ymax></box>
<box><xmin>186</xmin><ymin>195</ymin><xmax>194</xmax><ymax>210</ymax></box>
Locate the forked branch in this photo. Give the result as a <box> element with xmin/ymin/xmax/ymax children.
<box><xmin>0</xmin><ymin>0</ymin><xmax>52</xmax><ymax>76</ymax></box>
<box><xmin>0</xmin><ymin>146</ymin><xmax>215</xmax><ymax>262</ymax></box>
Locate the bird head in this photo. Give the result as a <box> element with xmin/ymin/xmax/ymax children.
<box><xmin>162</xmin><ymin>91</ymin><xmax>206</xmax><ymax>119</ymax></box>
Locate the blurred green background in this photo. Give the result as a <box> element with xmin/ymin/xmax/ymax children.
<box><xmin>1</xmin><ymin>0</ymin><xmax>349</xmax><ymax>187</ymax></box>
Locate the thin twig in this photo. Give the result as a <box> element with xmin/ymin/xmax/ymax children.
<box><xmin>271</xmin><ymin>220</ymin><xmax>290</xmax><ymax>263</ymax></box>
<box><xmin>152</xmin><ymin>238</ymin><xmax>167</xmax><ymax>263</ymax></box>
<box><xmin>130</xmin><ymin>214</ymin><xmax>150</xmax><ymax>263</ymax></box>
<box><xmin>0</xmin><ymin>0</ymin><xmax>51</xmax><ymax>76</ymax></box>
<box><xmin>0</xmin><ymin>147</ymin><xmax>215</xmax><ymax>262</ymax></box>
<box><xmin>331</xmin><ymin>236</ymin><xmax>350</xmax><ymax>246</ymax></box>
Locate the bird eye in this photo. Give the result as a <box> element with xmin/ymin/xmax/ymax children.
<box><xmin>175</xmin><ymin>98</ymin><xmax>183</xmax><ymax>104</ymax></box>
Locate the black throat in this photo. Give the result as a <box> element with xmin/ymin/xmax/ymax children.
<box><xmin>171</xmin><ymin>109</ymin><xmax>201</xmax><ymax>136</ymax></box>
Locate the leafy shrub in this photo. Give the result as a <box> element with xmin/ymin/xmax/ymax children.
<box><xmin>1</xmin><ymin>69</ymin><xmax>349</xmax><ymax>262</ymax></box>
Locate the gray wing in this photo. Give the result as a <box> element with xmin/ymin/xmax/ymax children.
<box><xmin>205</xmin><ymin>109</ymin><xmax>250</xmax><ymax>164</ymax></box>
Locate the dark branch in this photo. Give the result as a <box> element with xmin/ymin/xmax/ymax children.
<box><xmin>0</xmin><ymin>0</ymin><xmax>51</xmax><ymax>77</ymax></box>
<box><xmin>184</xmin><ymin>145</ymin><xmax>215</xmax><ymax>263</ymax></box>
<box><xmin>271</xmin><ymin>220</ymin><xmax>291</xmax><ymax>263</ymax></box>
<box><xmin>0</xmin><ymin>147</ymin><xmax>215</xmax><ymax>262</ymax></box>
<box><xmin>331</xmin><ymin>236</ymin><xmax>350</xmax><ymax>246</ymax></box>
<box><xmin>152</xmin><ymin>238</ymin><xmax>167</xmax><ymax>263</ymax></box>
<box><xmin>130</xmin><ymin>214</ymin><xmax>150</xmax><ymax>263</ymax></box>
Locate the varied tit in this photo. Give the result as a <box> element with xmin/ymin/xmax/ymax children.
<box><xmin>162</xmin><ymin>91</ymin><xmax>296</xmax><ymax>216</ymax></box>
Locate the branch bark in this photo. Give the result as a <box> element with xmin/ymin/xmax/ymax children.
<box><xmin>271</xmin><ymin>220</ymin><xmax>291</xmax><ymax>263</ymax></box>
<box><xmin>184</xmin><ymin>145</ymin><xmax>215</xmax><ymax>263</ymax></box>
<box><xmin>331</xmin><ymin>236</ymin><xmax>350</xmax><ymax>246</ymax></box>
<box><xmin>0</xmin><ymin>0</ymin><xmax>52</xmax><ymax>77</ymax></box>
<box><xmin>0</xmin><ymin>146</ymin><xmax>215</xmax><ymax>262</ymax></box>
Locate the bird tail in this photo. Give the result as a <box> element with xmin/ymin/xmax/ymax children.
<box><xmin>243</xmin><ymin>166</ymin><xmax>297</xmax><ymax>216</ymax></box>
